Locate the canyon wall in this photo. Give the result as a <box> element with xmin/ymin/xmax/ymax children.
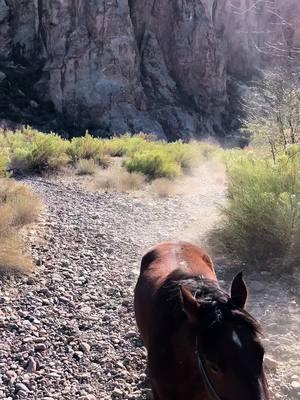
<box><xmin>0</xmin><ymin>0</ymin><xmax>299</xmax><ymax>139</ymax></box>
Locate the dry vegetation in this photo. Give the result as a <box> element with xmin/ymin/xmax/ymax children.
<box><xmin>0</xmin><ymin>127</ymin><xmax>212</xmax><ymax>179</ymax></box>
<box><xmin>208</xmin><ymin>146</ymin><xmax>300</xmax><ymax>270</ymax></box>
<box><xmin>1</xmin><ymin>126</ymin><xmax>298</xmax><ymax>271</ymax></box>
<box><xmin>0</xmin><ymin>179</ymin><xmax>42</xmax><ymax>273</ymax></box>
<box><xmin>92</xmin><ymin>167</ymin><xmax>145</xmax><ymax>192</ymax></box>
<box><xmin>75</xmin><ymin>159</ymin><xmax>98</xmax><ymax>176</ymax></box>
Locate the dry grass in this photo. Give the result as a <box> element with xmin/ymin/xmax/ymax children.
<box><xmin>0</xmin><ymin>235</ymin><xmax>34</xmax><ymax>274</ymax></box>
<box><xmin>76</xmin><ymin>159</ymin><xmax>97</xmax><ymax>175</ymax></box>
<box><xmin>0</xmin><ymin>179</ymin><xmax>42</xmax><ymax>226</ymax></box>
<box><xmin>93</xmin><ymin>167</ymin><xmax>145</xmax><ymax>192</ymax></box>
<box><xmin>0</xmin><ymin>179</ymin><xmax>42</xmax><ymax>274</ymax></box>
<box><xmin>150</xmin><ymin>178</ymin><xmax>178</xmax><ymax>198</ymax></box>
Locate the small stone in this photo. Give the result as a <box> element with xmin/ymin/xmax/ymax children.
<box><xmin>112</xmin><ymin>388</ymin><xmax>123</xmax><ymax>397</ymax></box>
<box><xmin>79</xmin><ymin>395</ymin><xmax>96</xmax><ymax>400</ymax></box>
<box><xmin>34</xmin><ymin>343</ymin><xmax>47</xmax><ymax>352</ymax></box>
<box><xmin>30</xmin><ymin>100</ymin><xmax>39</xmax><ymax>108</ymax></box>
<box><xmin>0</xmin><ymin>71</ymin><xmax>6</xmax><ymax>81</ymax></box>
<box><xmin>79</xmin><ymin>342</ymin><xmax>91</xmax><ymax>353</ymax></box>
<box><xmin>73</xmin><ymin>351</ymin><xmax>83</xmax><ymax>360</ymax></box>
<box><xmin>61</xmin><ymin>260</ymin><xmax>70</xmax><ymax>267</ymax></box>
<box><xmin>58</xmin><ymin>296</ymin><xmax>70</xmax><ymax>304</ymax></box>
<box><xmin>26</xmin><ymin>357</ymin><xmax>37</xmax><ymax>373</ymax></box>
<box><xmin>125</xmin><ymin>331</ymin><xmax>136</xmax><ymax>339</ymax></box>
<box><xmin>291</xmin><ymin>381</ymin><xmax>300</xmax><ymax>389</ymax></box>
<box><xmin>16</xmin><ymin>383</ymin><xmax>30</xmax><ymax>392</ymax></box>
<box><xmin>17</xmin><ymin>390</ymin><xmax>28</xmax><ymax>398</ymax></box>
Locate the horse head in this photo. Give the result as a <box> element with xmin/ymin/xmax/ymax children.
<box><xmin>180</xmin><ymin>272</ymin><xmax>270</xmax><ymax>400</ymax></box>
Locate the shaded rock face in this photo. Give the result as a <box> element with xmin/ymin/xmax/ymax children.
<box><xmin>209</xmin><ymin>0</ymin><xmax>300</xmax><ymax>79</ymax></box>
<box><xmin>0</xmin><ymin>0</ymin><xmax>299</xmax><ymax>139</ymax></box>
<box><xmin>0</xmin><ymin>0</ymin><xmax>227</xmax><ymax>138</ymax></box>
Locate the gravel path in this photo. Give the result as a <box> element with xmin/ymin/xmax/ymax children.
<box><xmin>0</xmin><ymin>165</ymin><xmax>299</xmax><ymax>399</ymax></box>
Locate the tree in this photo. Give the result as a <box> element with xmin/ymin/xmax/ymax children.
<box><xmin>242</xmin><ymin>67</ymin><xmax>300</xmax><ymax>158</ymax></box>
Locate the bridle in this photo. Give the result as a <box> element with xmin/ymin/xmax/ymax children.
<box><xmin>196</xmin><ymin>336</ymin><xmax>223</xmax><ymax>400</ymax></box>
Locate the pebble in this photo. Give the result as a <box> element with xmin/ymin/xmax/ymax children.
<box><xmin>291</xmin><ymin>381</ymin><xmax>300</xmax><ymax>389</ymax></box>
<box><xmin>112</xmin><ymin>388</ymin><xmax>123</xmax><ymax>397</ymax></box>
<box><xmin>26</xmin><ymin>357</ymin><xmax>37</xmax><ymax>373</ymax></box>
<box><xmin>79</xmin><ymin>342</ymin><xmax>91</xmax><ymax>353</ymax></box>
<box><xmin>34</xmin><ymin>343</ymin><xmax>47</xmax><ymax>352</ymax></box>
<box><xmin>15</xmin><ymin>383</ymin><xmax>30</xmax><ymax>393</ymax></box>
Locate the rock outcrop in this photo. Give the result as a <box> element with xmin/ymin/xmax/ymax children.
<box><xmin>0</xmin><ymin>0</ymin><xmax>299</xmax><ymax>139</ymax></box>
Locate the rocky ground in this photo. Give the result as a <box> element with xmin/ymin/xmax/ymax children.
<box><xmin>0</xmin><ymin>164</ymin><xmax>299</xmax><ymax>399</ymax></box>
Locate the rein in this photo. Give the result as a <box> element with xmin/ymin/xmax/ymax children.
<box><xmin>196</xmin><ymin>337</ymin><xmax>223</xmax><ymax>400</ymax></box>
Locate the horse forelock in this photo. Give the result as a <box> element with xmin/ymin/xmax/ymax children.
<box><xmin>158</xmin><ymin>270</ymin><xmax>261</xmax><ymax>337</ymax></box>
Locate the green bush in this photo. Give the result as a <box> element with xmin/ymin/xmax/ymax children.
<box><xmin>168</xmin><ymin>141</ymin><xmax>201</xmax><ymax>172</ymax></box>
<box><xmin>212</xmin><ymin>149</ymin><xmax>300</xmax><ymax>268</ymax></box>
<box><xmin>105</xmin><ymin>134</ymin><xmax>152</xmax><ymax>157</ymax></box>
<box><xmin>68</xmin><ymin>133</ymin><xmax>104</xmax><ymax>159</ymax></box>
<box><xmin>1</xmin><ymin>127</ymin><xmax>70</xmax><ymax>173</ymax></box>
<box><xmin>124</xmin><ymin>149</ymin><xmax>182</xmax><ymax>180</ymax></box>
<box><xmin>0</xmin><ymin>151</ymin><xmax>9</xmax><ymax>177</ymax></box>
<box><xmin>0</xmin><ymin>127</ymin><xmax>205</xmax><ymax>178</ymax></box>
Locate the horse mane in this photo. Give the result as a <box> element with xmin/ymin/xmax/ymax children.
<box><xmin>156</xmin><ymin>269</ymin><xmax>261</xmax><ymax>336</ymax></box>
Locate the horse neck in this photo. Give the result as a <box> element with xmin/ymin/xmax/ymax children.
<box><xmin>170</xmin><ymin>322</ymin><xmax>208</xmax><ymax>399</ymax></box>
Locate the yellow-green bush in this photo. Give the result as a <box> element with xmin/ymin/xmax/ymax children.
<box><xmin>104</xmin><ymin>134</ymin><xmax>152</xmax><ymax>157</ymax></box>
<box><xmin>124</xmin><ymin>149</ymin><xmax>181</xmax><ymax>180</ymax></box>
<box><xmin>68</xmin><ymin>133</ymin><xmax>104</xmax><ymax>159</ymax></box>
<box><xmin>212</xmin><ymin>149</ymin><xmax>300</xmax><ymax>268</ymax></box>
<box><xmin>168</xmin><ymin>141</ymin><xmax>201</xmax><ymax>172</ymax></box>
<box><xmin>0</xmin><ymin>127</ymin><xmax>205</xmax><ymax>178</ymax></box>
<box><xmin>1</xmin><ymin>127</ymin><xmax>70</xmax><ymax>173</ymax></box>
<box><xmin>0</xmin><ymin>151</ymin><xmax>9</xmax><ymax>177</ymax></box>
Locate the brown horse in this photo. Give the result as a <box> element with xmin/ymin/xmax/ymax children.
<box><xmin>134</xmin><ymin>241</ymin><xmax>270</xmax><ymax>400</ymax></box>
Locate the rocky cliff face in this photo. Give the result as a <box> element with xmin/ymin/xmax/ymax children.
<box><xmin>210</xmin><ymin>0</ymin><xmax>300</xmax><ymax>79</ymax></box>
<box><xmin>0</xmin><ymin>0</ymin><xmax>299</xmax><ymax>139</ymax></box>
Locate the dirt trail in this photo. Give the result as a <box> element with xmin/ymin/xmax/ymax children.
<box><xmin>0</xmin><ymin>163</ymin><xmax>299</xmax><ymax>399</ymax></box>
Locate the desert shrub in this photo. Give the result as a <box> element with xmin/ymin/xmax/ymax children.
<box><xmin>0</xmin><ymin>179</ymin><xmax>42</xmax><ymax>273</ymax></box>
<box><xmin>76</xmin><ymin>159</ymin><xmax>98</xmax><ymax>175</ymax></box>
<box><xmin>0</xmin><ymin>151</ymin><xmax>9</xmax><ymax>177</ymax></box>
<box><xmin>168</xmin><ymin>141</ymin><xmax>201</xmax><ymax>172</ymax></box>
<box><xmin>105</xmin><ymin>134</ymin><xmax>152</xmax><ymax>157</ymax></box>
<box><xmin>211</xmin><ymin>150</ymin><xmax>300</xmax><ymax>268</ymax></box>
<box><xmin>5</xmin><ymin>127</ymin><xmax>70</xmax><ymax>173</ymax></box>
<box><xmin>124</xmin><ymin>149</ymin><xmax>181</xmax><ymax>180</ymax></box>
<box><xmin>0</xmin><ymin>235</ymin><xmax>33</xmax><ymax>274</ymax></box>
<box><xmin>94</xmin><ymin>167</ymin><xmax>145</xmax><ymax>192</ymax></box>
<box><xmin>0</xmin><ymin>179</ymin><xmax>42</xmax><ymax>227</ymax></box>
<box><xmin>68</xmin><ymin>133</ymin><xmax>105</xmax><ymax>159</ymax></box>
<box><xmin>0</xmin><ymin>127</ymin><xmax>207</xmax><ymax>178</ymax></box>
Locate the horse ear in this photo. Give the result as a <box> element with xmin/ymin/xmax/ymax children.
<box><xmin>179</xmin><ymin>286</ymin><xmax>200</xmax><ymax>324</ymax></box>
<box><xmin>230</xmin><ymin>271</ymin><xmax>247</xmax><ymax>308</ymax></box>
